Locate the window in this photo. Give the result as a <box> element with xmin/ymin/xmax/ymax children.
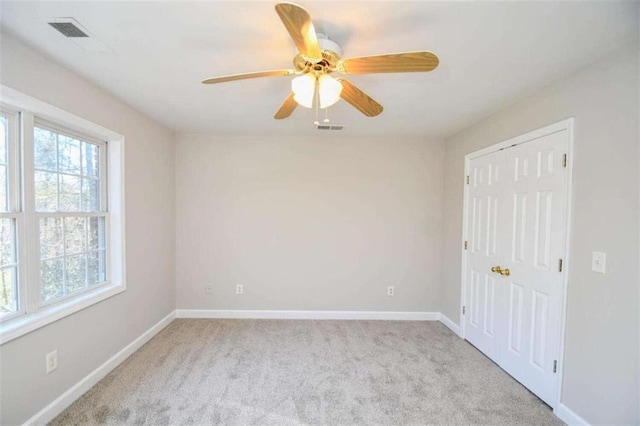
<box><xmin>34</xmin><ymin>122</ymin><xmax>108</xmax><ymax>305</ymax></box>
<box><xmin>0</xmin><ymin>87</ymin><xmax>125</xmax><ymax>344</ymax></box>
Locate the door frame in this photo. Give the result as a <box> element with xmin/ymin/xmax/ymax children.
<box><xmin>459</xmin><ymin>118</ymin><xmax>574</xmax><ymax>410</ymax></box>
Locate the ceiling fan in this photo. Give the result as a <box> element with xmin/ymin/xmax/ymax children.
<box><xmin>201</xmin><ymin>2</ymin><xmax>439</xmax><ymax>120</ymax></box>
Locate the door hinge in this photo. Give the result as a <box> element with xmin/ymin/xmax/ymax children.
<box><xmin>558</xmin><ymin>258</ymin><xmax>563</xmax><ymax>272</ymax></box>
<box><xmin>562</xmin><ymin>154</ymin><xmax>567</xmax><ymax>168</ymax></box>
<box><xmin>464</xmin><ymin>241</ymin><xmax>468</xmax><ymax>250</ymax></box>
<box><xmin>462</xmin><ymin>306</ymin><xmax>466</xmax><ymax>315</ymax></box>
<box><xmin>553</xmin><ymin>360</ymin><xmax>558</xmax><ymax>373</ymax></box>
<box><xmin>466</xmin><ymin>175</ymin><xmax>470</xmax><ymax>185</ymax></box>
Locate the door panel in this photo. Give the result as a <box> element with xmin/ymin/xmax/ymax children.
<box><xmin>531</xmin><ymin>290</ymin><xmax>548</xmax><ymax>369</ymax></box>
<box><xmin>508</xmin><ymin>281</ymin><xmax>524</xmax><ymax>355</ymax></box>
<box><xmin>483</xmin><ymin>275</ymin><xmax>495</xmax><ymax>336</ymax></box>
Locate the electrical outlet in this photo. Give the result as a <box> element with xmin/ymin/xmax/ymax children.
<box><xmin>387</xmin><ymin>286</ymin><xmax>395</xmax><ymax>297</ymax></box>
<box><xmin>46</xmin><ymin>350</ymin><xmax>58</xmax><ymax>374</ymax></box>
<box><xmin>236</xmin><ymin>284</ymin><xmax>243</xmax><ymax>295</ymax></box>
<box><xmin>205</xmin><ymin>284</ymin><xmax>214</xmax><ymax>294</ymax></box>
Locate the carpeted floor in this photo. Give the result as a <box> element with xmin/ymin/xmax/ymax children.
<box><xmin>51</xmin><ymin>319</ymin><xmax>563</xmax><ymax>425</ymax></box>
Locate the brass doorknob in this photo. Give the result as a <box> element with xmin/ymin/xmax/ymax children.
<box><xmin>491</xmin><ymin>266</ymin><xmax>511</xmax><ymax>276</ymax></box>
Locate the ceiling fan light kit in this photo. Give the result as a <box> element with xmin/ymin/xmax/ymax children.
<box><xmin>291</xmin><ymin>73</ymin><xmax>342</xmax><ymax>109</ymax></box>
<box><xmin>201</xmin><ymin>2</ymin><xmax>440</xmax><ymax>122</ymax></box>
<box><xmin>317</xmin><ymin>75</ymin><xmax>342</xmax><ymax>108</ymax></box>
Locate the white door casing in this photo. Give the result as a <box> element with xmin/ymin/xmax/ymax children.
<box><xmin>461</xmin><ymin>120</ymin><xmax>573</xmax><ymax>409</ymax></box>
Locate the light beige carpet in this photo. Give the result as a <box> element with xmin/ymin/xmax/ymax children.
<box><xmin>51</xmin><ymin>319</ymin><xmax>562</xmax><ymax>425</ymax></box>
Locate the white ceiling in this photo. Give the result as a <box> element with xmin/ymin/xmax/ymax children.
<box><xmin>1</xmin><ymin>1</ymin><xmax>637</xmax><ymax>138</ymax></box>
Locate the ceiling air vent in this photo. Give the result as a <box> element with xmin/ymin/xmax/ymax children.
<box><xmin>48</xmin><ymin>21</ymin><xmax>88</xmax><ymax>38</ymax></box>
<box><xmin>46</xmin><ymin>18</ymin><xmax>113</xmax><ymax>53</ymax></box>
<box><xmin>316</xmin><ymin>124</ymin><xmax>344</xmax><ymax>131</ymax></box>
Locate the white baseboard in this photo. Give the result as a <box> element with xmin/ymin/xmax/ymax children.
<box><xmin>175</xmin><ymin>309</ymin><xmax>440</xmax><ymax>321</ymax></box>
<box><xmin>24</xmin><ymin>310</ymin><xmax>176</xmax><ymax>426</ymax></box>
<box><xmin>554</xmin><ymin>403</ymin><xmax>590</xmax><ymax>426</ymax></box>
<box><xmin>438</xmin><ymin>313</ymin><xmax>461</xmax><ymax>336</ymax></box>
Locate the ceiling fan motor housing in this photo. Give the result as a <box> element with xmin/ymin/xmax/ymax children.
<box><xmin>317</xmin><ymin>34</ymin><xmax>342</xmax><ymax>58</ymax></box>
<box><xmin>294</xmin><ymin>34</ymin><xmax>343</xmax><ymax>72</ymax></box>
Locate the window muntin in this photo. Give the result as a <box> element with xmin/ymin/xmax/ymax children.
<box><xmin>33</xmin><ymin>122</ymin><xmax>108</xmax><ymax>306</ymax></box>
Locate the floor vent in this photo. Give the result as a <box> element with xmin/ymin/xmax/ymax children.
<box><xmin>316</xmin><ymin>124</ymin><xmax>344</xmax><ymax>131</ymax></box>
<box><xmin>48</xmin><ymin>20</ymin><xmax>89</xmax><ymax>38</ymax></box>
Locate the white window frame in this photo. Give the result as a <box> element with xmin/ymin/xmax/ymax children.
<box><xmin>0</xmin><ymin>106</ymin><xmax>23</xmax><ymax>322</ymax></box>
<box><xmin>0</xmin><ymin>85</ymin><xmax>126</xmax><ymax>345</ymax></box>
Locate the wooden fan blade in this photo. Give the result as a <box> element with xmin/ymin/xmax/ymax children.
<box><xmin>337</xmin><ymin>79</ymin><xmax>383</xmax><ymax>117</ymax></box>
<box><xmin>338</xmin><ymin>51</ymin><xmax>439</xmax><ymax>75</ymax></box>
<box><xmin>202</xmin><ymin>70</ymin><xmax>294</xmax><ymax>84</ymax></box>
<box><xmin>274</xmin><ymin>92</ymin><xmax>298</xmax><ymax>119</ymax></box>
<box><xmin>275</xmin><ymin>3</ymin><xmax>322</xmax><ymax>61</ymax></box>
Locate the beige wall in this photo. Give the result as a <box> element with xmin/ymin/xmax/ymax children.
<box><xmin>441</xmin><ymin>46</ymin><xmax>639</xmax><ymax>424</ymax></box>
<box><xmin>0</xmin><ymin>33</ymin><xmax>176</xmax><ymax>424</ymax></box>
<box><xmin>176</xmin><ymin>134</ymin><xmax>444</xmax><ymax>312</ymax></box>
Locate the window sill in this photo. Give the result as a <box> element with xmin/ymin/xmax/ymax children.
<box><xmin>0</xmin><ymin>283</ymin><xmax>125</xmax><ymax>345</ymax></box>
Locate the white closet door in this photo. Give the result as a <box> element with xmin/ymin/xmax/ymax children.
<box><xmin>464</xmin><ymin>151</ymin><xmax>505</xmax><ymax>361</ymax></box>
<box><xmin>498</xmin><ymin>130</ymin><xmax>568</xmax><ymax>406</ymax></box>
<box><xmin>463</xmin><ymin>127</ymin><xmax>569</xmax><ymax>407</ymax></box>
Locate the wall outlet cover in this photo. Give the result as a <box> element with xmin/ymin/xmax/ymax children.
<box><xmin>591</xmin><ymin>251</ymin><xmax>607</xmax><ymax>274</ymax></box>
<box><xmin>46</xmin><ymin>350</ymin><xmax>58</xmax><ymax>374</ymax></box>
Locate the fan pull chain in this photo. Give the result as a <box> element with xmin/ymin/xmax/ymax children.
<box><xmin>324</xmin><ymin>107</ymin><xmax>330</xmax><ymax>123</ymax></box>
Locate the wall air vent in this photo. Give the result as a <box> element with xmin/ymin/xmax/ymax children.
<box><xmin>316</xmin><ymin>124</ymin><xmax>344</xmax><ymax>131</ymax></box>
<box><xmin>48</xmin><ymin>21</ymin><xmax>89</xmax><ymax>38</ymax></box>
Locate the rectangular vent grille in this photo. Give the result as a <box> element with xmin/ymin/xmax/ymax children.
<box><xmin>48</xmin><ymin>22</ymin><xmax>89</xmax><ymax>38</ymax></box>
<box><xmin>316</xmin><ymin>125</ymin><xmax>344</xmax><ymax>131</ymax></box>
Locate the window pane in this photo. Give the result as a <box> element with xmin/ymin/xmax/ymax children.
<box><xmin>0</xmin><ymin>115</ymin><xmax>7</xmax><ymax>164</ymax></box>
<box><xmin>0</xmin><ymin>267</ymin><xmax>17</xmax><ymax>315</ymax></box>
<box><xmin>35</xmin><ymin>170</ymin><xmax>58</xmax><ymax>212</ymax></box>
<box><xmin>40</xmin><ymin>217</ymin><xmax>64</xmax><ymax>259</ymax></box>
<box><xmin>64</xmin><ymin>217</ymin><xmax>86</xmax><ymax>255</ymax></box>
<box><xmin>65</xmin><ymin>254</ymin><xmax>86</xmax><ymax>293</ymax></box>
<box><xmin>88</xmin><ymin>250</ymin><xmax>106</xmax><ymax>285</ymax></box>
<box><xmin>34</xmin><ymin>127</ymin><xmax>57</xmax><ymax>172</ymax></box>
<box><xmin>88</xmin><ymin>217</ymin><xmax>106</xmax><ymax>251</ymax></box>
<box><xmin>0</xmin><ymin>116</ymin><xmax>7</xmax><ymax>213</ymax></box>
<box><xmin>58</xmin><ymin>135</ymin><xmax>81</xmax><ymax>175</ymax></box>
<box><xmin>0</xmin><ymin>218</ymin><xmax>16</xmax><ymax>266</ymax></box>
<box><xmin>0</xmin><ymin>164</ymin><xmax>6</xmax><ymax>213</ymax></box>
<box><xmin>82</xmin><ymin>178</ymin><xmax>100</xmax><ymax>211</ymax></box>
<box><xmin>82</xmin><ymin>142</ymin><xmax>99</xmax><ymax>178</ymax></box>
<box><xmin>41</xmin><ymin>258</ymin><xmax>63</xmax><ymax>302</ymax></box>
<box><xmin>59</xmin><ymin>174</ymin><xmax>81</xmax><ymax>212</ymax></box>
